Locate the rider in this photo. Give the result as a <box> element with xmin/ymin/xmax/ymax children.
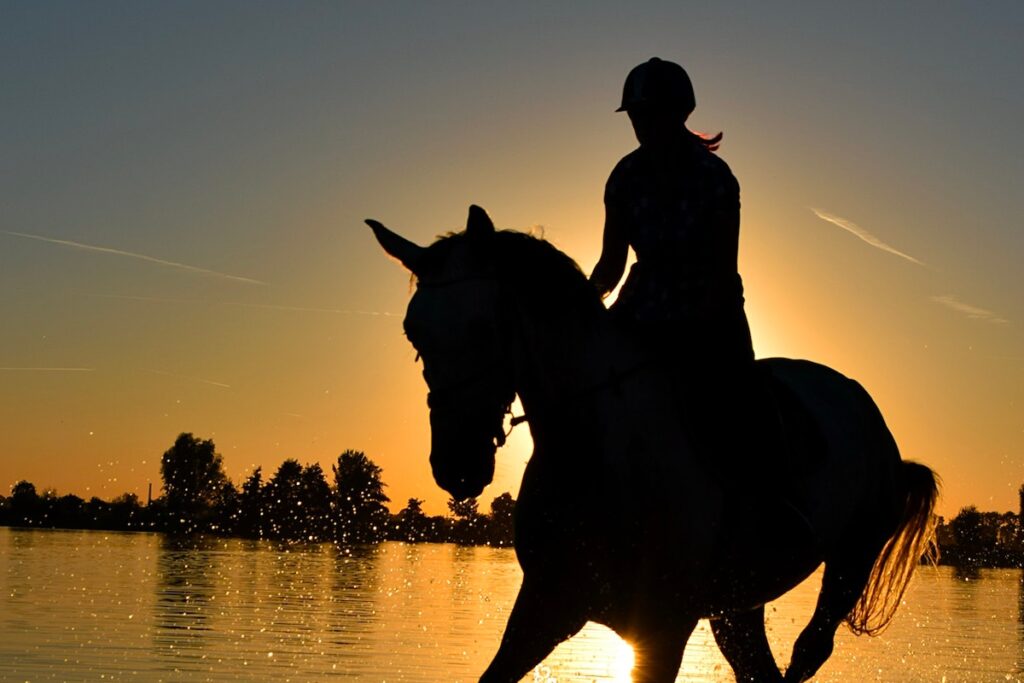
<box><xmin>589</xmin><ymin>57</ymin><xmax>760</xmax><ymax>470</ymax></box>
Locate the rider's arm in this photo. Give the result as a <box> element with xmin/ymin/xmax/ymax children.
<box><xmin>715</xmin><ymin>167</ymin><xmax>741</xmax><ymax>274</ymax></box>
<box><xmin>589</xmin><ymin>177</ymin><xmax>630</xmax><ymax>299</ymax></box>
<box><xmin>589</xmin><ymin>211</ymin><xmax>628</xmax><ymax>299</ymax></box>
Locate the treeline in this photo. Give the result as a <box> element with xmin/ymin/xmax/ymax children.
<box><xmin>935</xmin><ymin>502</ymin><xmax>1023</xmax><ymax>569</ymax></box>
<box><xmin>6</xmin><ymin>433</ymin><xmax>1022</xmax><ymax>566</ymax></box>
<box><xmin>0</xmin><ymin>432</ymin><xmax>514</xmax><ymax>547</ymax></box>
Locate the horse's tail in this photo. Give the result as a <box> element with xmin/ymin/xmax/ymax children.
<box><xmin>845</xmin><ymin>460</ymin><xmax>940</xmax><ymax>636</ymax></box>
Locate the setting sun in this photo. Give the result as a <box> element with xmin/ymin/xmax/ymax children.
<box><xmin>611</xmin><ymin>638</ymin><xmax>636</xmax><ymax>681</ymax></box>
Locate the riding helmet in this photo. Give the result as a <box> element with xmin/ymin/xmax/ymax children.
<box><xmin>617</xmin><ymin>57</ymin><xmax>696</xmax><ymax>115</ymax></box>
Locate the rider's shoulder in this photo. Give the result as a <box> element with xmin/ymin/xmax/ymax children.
<box><xmin>695</xmin><ymin>143</ymin><xmax>732</xmax><ymax>172</ymax></box>
<box><xmin>697</xmin><ymin>146</ymin><xmax>739</xmax><ymax>194</ymax></box>
<box><xmin>609</xmin><ymin>148</ymin><xmax>645</xmax><ymax>178</ymax></box>
<box><xmin>605</xmin><ymin>148</ymin><xmax>645</xmax><ymax>199</ymax></box>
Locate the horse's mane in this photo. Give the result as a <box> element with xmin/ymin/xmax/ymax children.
<box><xmin>420</xmin><ymin>230</ymin><xmax>606</xmax><ymax>325</ymax></box>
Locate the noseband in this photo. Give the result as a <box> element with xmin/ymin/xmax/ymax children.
<box><xmin>426</xmin><ymin>363</ymin><xmax>517</xmax><ymax>447</ymax></box>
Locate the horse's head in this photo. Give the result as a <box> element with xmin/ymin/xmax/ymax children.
<box><xmin>368</xmin><ymin>206</ymin><xmax>515</xmax><ymax>500</ymax></box>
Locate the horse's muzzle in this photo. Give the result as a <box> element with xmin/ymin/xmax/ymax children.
<box><xmin>430</xmin><ymin>441</ymin><xmax>496</xmax><ymax>500</ymax></box>
<box><xmin>427</xmin><ymin>392</ymin><xmax>508</xmax><ymax>500</ymax></box>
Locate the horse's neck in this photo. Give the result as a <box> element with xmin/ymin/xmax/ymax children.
<box><xmin>512</xmin><ymin>313</ymin><xmax>624</xmax><ymax>442</ymax></box>
<box><xmin>512</xmin><ymin>312</ymin><xmax>715</xmax><ymax>543</ymax></box>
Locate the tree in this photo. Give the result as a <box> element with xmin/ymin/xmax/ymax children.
<box><xmin>212</xmin><ymin>481</ymin><xmax>239</xmax><ymax>535</ymax></box>
<box><xmin>448</xmin><ymin>497</ymin><xmax>479</xmax><ymax>519</ymax></box>
<box><xmin>488</xmin><ymin>492</ymin><xmax>516</xmax><ymax>547</ymax></box>
<box><xmin>299</xmin><ymin>463</ymin><xmax>333</xmax><ymax>541</ymax></box>
<box><xmin>9</xmin><ymin>480</ymin><xmax>40</xmax><ymax>524</ymax></box>
<box><xmin>333</xmin><ymin>450</ymin><xmax>389</xmax><ymax>544</ymax></box>
<box><xmin>238</xmin><ymin>468</ymin><xmax>265</xmax><ymax>538</ymax></box>
<box><xmin>85</xmin><ymin>497</ymin><xmax>111</xmax><ymax>528</ymax></box>
<box><xmin>160</xmin><ymin>433</ymin><xmax>229</xmax><ymax>533</ymax></box>
<box><xmin>395</xmin><ymin>498</ymin><xmax>429</xmax><ymax>542</ymax></box>
<box><xmin>111</xmin><ymin>492</ymin><xmax>140</xmax><ymax>507</ymax></box>
<box><xmin>1019</xmin><ymin>483</ymin><xmax>1023</xmax><ymax>525</ymax></box>
<box><xmin>52</xmin><ymin>494</ymin><xmax>85</xmax><ymax>528</ymax></box>
<box><xmin>265</xmin><ymin>461</ymin><xmax>333</xmax><ymax>541</ymax></box>
<box><xmin>109</xmin><ymin>492</ymin><xmax>144</xmax><ymax>529</ymax></box>
<box><xmin>265</xmin><ymin>459</ymin><xmax>305</xmax><ymax>540</ymax></box>
<box><xmin>448</xmin><ymin>497</ymin><xmax>485</xmax><ymax>545</ymax></box>
<box><xmin>950</xmin><ymin>506</ymin><xmax>992</xmax><ymax>567</ymax></box>
<box><xmin>1018</xmin><ymin>483</ymin><xmax>1024</xmax><ymax>547</ymax></box>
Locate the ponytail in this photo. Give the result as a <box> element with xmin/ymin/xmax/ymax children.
<box><xmin>690</xmin><ymin>129</ymin><xmax>723</xmax><ymax>152</ymax></box>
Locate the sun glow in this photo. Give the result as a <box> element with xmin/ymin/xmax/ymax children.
<box><xmin>611</xmin><ymin>638</ymin><xmax>636</xmax><ymax>681</ymax></box>
<box><xmin>532</xmin><ymin>624</ymin><xmax>638</xmax><ymax>681</ymax></box>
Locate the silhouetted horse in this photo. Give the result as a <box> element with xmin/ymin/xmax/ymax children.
<box><xmin>369</xmin><ymin>206</ymin><xmax>938</xmax><ymax>683</ymax></box>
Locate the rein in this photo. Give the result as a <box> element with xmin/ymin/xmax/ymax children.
<box><xmin>503</xmin><ymin>358</ymin><xmax>650</xmax><ymax>436</ymax></box>
<box><xmin>425</xmin><ymin>357</ymin><xmax>516</xmax><ymax>447</ymax></box>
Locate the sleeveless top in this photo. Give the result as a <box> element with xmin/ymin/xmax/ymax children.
<box><xmin>604</xmin><ymin>140</ymin><xmax>745</xmax><ymax>326</ymax></box>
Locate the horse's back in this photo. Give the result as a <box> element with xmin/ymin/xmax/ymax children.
<box><xmin>759</xmin><ymin>358</ymin><xmax>905</xmax><ymax>553</ymax></box>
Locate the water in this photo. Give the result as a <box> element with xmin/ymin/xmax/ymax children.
<box><xmin>1</xmin><ymin>528</ymin><xmax>1021</xmax><ymax>682</ymax></box>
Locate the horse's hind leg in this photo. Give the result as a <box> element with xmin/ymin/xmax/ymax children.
<box><xmin>710</xmin><ymin>606</ymin><xmax>784</xmax><ymax>682</ymax></box>
<box><xmin>783</xmin><ymin>555</ymin><xmax>875</xmax><ymax>683</ymax></box>
<box><xmin>479</xmin><ymin>576</ymin><xmax>586</xmax><ymax>683</ymax></box>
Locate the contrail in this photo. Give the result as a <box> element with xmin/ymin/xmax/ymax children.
<box><xmin>84</xmin><ymin>292</ymin><xmax>398</xmax><ymax>316</ymax></box>
<box><xmin>0</xmin><ymin>367</ymin><xmax>95</xmax><ymax>372</ymax></box>
<box><xmin>222</xmin><ymin>301</ymin><xmax>399</xmax><ymax>316</ymax></box>
<box><xmin>931</xmin><ymin>295</ymin><xmax>1008</xmax><ymax>324</ymax></box>
<box><xmin>146</xmin><ymin>369</ymin><xmax>232</xmax><ymax>389</ymax></box>
<box><xmin>810</xmin><ymin>209</ymin><xmax>925</xmax><ymax>266</ymax></box>
<box><xmin>2</xmin><ymin>230</ymin><xmax>266</xmax><ymax>285</ymax></box>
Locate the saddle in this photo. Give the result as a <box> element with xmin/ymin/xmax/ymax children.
<box><xmin>700</xmin><ymin>365</ymin><xmax>828</xmax><ymax>574</ymax></box>
<box><xmin>675</xmin><ymin>361</ymin><xmax>826</xmax><ymax>536</ymax></box>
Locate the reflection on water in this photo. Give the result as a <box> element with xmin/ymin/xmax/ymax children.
<box><xmin>951</xmin><ymin>562</ymin><xmax>982</xmax><ymax>582</ymax></box>
<box><xmin>154</xmin><ymin>535</ymin><xmax>218</xmax><ymax>662</ymax></box>
<box><xmin>0</xmin><ymin>527</ymin><xmax>1021</xmax><ymax>682</ymax></box>
<box><xmin>1019</xmin><ymin>570</ymin><xmax>1024</xmax><ymax>625</ymax></box>
<box><xmin>1018</xmin><ymin>571</ymin><xmax>1024</xmax><ymax>676</ymax></box>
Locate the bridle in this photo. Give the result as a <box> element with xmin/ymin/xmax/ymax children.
<box><xmin>424</xmin><ymin>357</ymin><xmax>518</xmax><ymax>446</ymax></box>
<box><xmin>414</xmin><ymin>274</ymin><xmax>648</xmax><ymax>445</ymax></box>
<box><xmin>415</xmin><ymin>275</ymin><xmax>518</xmax><ymax>447</ymax></box>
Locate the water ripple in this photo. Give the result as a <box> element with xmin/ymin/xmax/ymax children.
<box><xmin>0</xmin><ymin>528</ymin><xmax>1021</xmax><ymax>682</ymax></box>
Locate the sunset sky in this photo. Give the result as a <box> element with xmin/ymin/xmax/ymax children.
<box><xmin>2</xmin><ymin>2</ymin><xmax>1021</xmax><ymax>518</ymax></box>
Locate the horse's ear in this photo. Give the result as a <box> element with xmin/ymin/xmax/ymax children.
<box><xmin>366</xmin><ymin>219</ymin><xmax>425</xmax><ymax>274</ymax></box>
<box><xmin>465</xmin><ymin>205</ymin><xmax>495</xmax><ymax>238</ymax></box>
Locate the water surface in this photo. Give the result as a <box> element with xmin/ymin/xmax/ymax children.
<box><xmin>1</xmin><ymin>528</ymin><xmax>1021</xmax><ymax>681</ymax></box>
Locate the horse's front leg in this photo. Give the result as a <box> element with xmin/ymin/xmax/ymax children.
<box><xmin>629</xmin><ymin>617</ymin><xmax>697</xmax><ymax>683</ymax></box>
<box><xmin>479</xmin><ymin>574</ymin><xmax>587</xmax><ymax>683</ymax></box>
